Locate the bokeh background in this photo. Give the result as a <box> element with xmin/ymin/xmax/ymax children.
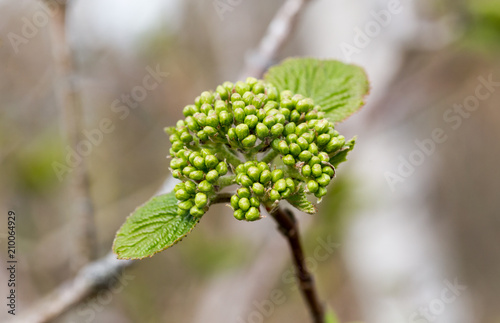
<box><xmin>1</xmin><ymin>0</ymin><xmax>500</xmax><ymax>322</ymax></box>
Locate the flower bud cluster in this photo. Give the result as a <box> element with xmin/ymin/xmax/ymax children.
<box><xmin>167</xmin><ymin>77</ymin><xmax>350</xmax><ymax>220</ymax></box>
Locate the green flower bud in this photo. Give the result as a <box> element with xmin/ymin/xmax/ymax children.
<box><xmin>283</xmin><ymin>154</ymin><xmax>296</xmax><ymax>166</ymax></box>
<box><xmin>298</xmin><ymin>150</ymin><xmax>312</xmax><ymax>162</ymax></box>
<box><xmin>195</xmin><ymin>193</ymin><xmax>208</xmax><ymax>208</ymax></box>
<box><xmin>172</xmin><ymin>141</ymin><xmax>184</xmax><ymax>152</ymax></box>
<box><xmin>312</xmin><ymin>164</ymin><xmax>323</xmax><ymax>177</ymax></box>
<box><xmin>285</xmin><ymin>178</ymin><xmax>295</xmax><ymax>190</ymax></box>
<box><xmin>266</xmin><ymin>108</ymin><xmax>279</xmax><ymax>116</ymax></box>
<box><xmin>222</xmin><ymin>81</ymin><xmax>234</xmax><ymax>92</ymax></box>
<box><xmin>326</xmin><ymin>136</ymin><xmax>345</xmax><ymax>153</ymax></box>
<box><xmin>170</xmin><ymin>158</ymin><xmax>182</xmax><ymax>169</ymax></box>
<box><xmin>183</xmin><ymin>105</ymin><xmax>197</xmax><ymax>117</ymax></box>
<box><xmin>256</xmin><ymin>123</ymin><xmax>269</xmax><ymax>139</ymax></box>
<box><xmin>190</xmin><ymin>206</ymin><xmax>205</xmax><ymax>218</ymax></box>
<box><xmin>257</xmin><ymin>162</ymin><xmax>269</xmax><ymax>172</ymax></box>
<box><xmin>267</xmin><ymin>87</ymin><xmax>279</xmax><ymax>101</ymax></box>
<box><xmin>241</xmin><ymin>134</ymin><xmax>257</xmax><ymax>147</ymax></box>
<box><xmin>263</xmin><ymin>115</ymin><xmax>276</xmax><ymax>128</ymax></box>
<box><xmin>235</xmin><ymin>81</ymin><xmax>251</xmax><ymax>95</ymax></box>
<box><xmin>237</xmin><ymin>187</ymin><xmax>251</xmax><ymax>198</ymax></box>
<box><xmin>296</xmin><ymin>98</ymin><xmax>313</xmax><ymax>113</ymax></box>
<box><xmin>182</xmin><ymin>166</ymin><xmax>196</xmax><ymax>176</ymax></box>
<box><xmin>205</xmin><ymin>155</ymin><xmax>219</xmax><ymax>169</ymax></box>
<box><xmin>315</xmin><ymin>186</ymin><xmax>328</xmax><ymax>198</ymax></box>
<box><xmin>252</xmin><ymin>96</ymin><xmax>264</xmax><ymax>109</ymax></box>
<box><xmin>322</xmin><ymin>166</ymin><xmax>334</xmax><ymax>177</ymax></box>
<box><xmin>215</xmin><ymin>100</ymin><xmax>228</xmax><ymax>112</ymax></box>
<box><xmin>246</xmin><ymin>207</ymin><xmax>260</xmax><ymax>221</ymax></box>
<box><xmin>206</xmin><ymin>114</ymin><xmax>219</xmax><ymax>128</ymax></box>
<box><xmin>290</xmin><ymin>110</ymin><xmax>301</xmax><ymax>123</ymax></box>
<box><xmin>279</xmin><ymin>108</ymin><xmax>291</xmax><ymax>120</ymax></box>
<box><xmin>274</xmin><ymin>178</ymin><xmax>287</xmax><ymax>192</ymax></box>
<box><xmin>318</xmin><ymin>152</ymin><xmax>329</xmax><ymax>162</ymax></box>
<box><xmin>271</xmin><ymin>169</ymin><xmax>284</xmax><ymax>182</ymax></box>
<box><xmin>235</xmin><ymin>124</ymin><xmax>250</xmax><ymax>140</ymax></box>
<box><xmin>307</xmin><ymin>180</ymin><xmax>319</xmax><ymax>193</ymax></box>
<box><xmin>179</xmin><ymin>200</ymin><xmax>194</xmax><ymax>211</ymax></box>
<box><xmin>302</xmin><ymin>165</ymin><xmax>312</xmax><ymax>177</ymax></box>
<box><xmin>197</xmin><ymin>130</ymin><xmax>208</xmax><ymax>142</ymax></box>
<box><xmin>234</xmin><ymin>108</ymin><xmax>245</xmax><ymax>124</ymax></box>
<box><xmin>281</xmin><ymin>98</ymin><xmax>294</xmax><ymax>110</ymax></box>
<box><xmin>247</xmin><ymin>166</ymin><xmax>261</xmax><ymax>182</ymax></box>
<box><xmin>243</xmin><ymin>161</ymin><xmax>255</xmax><ymax>171</ymax></box>
<box><xmin>289</xmin><ymin>143</ymin><xmax>301</xmax><ymax>156</ymax></box>
<box><xmin>203</xmin><ymin>126</ymin><xmax>217</xmax><ymax>137</ymax></box>
<box><xmin>175</xmin><ymin>189</ymin><xmax>190</xmax><ymax>201</ymax></box>
<box><xmin>271</xmin><ymin>138</ymin><xmax>281</xmax><ymax>151</ymax></box>
<box><xmin>306</xmin><ymin>111</ymin><xmax>318</xmax><ymax>122</ymax></box>
<box><xmin>240</xmin><ymin>175</ymin><xmax>253</xmax><ymax>187</ymax></box>
<box><xmin>231</xmin><ymin>195</ymin><xmax>240</xmax><ymax>209</ymax></box>
<box><xmin>198</xmin><ymin>180</ymin><xmax>214</xmax><ymax>193</ymax></box>
<box><xmin>184</xmin><ymin>181</ymin><xmax>197</xmax><ymax>194</ymax></box>
<box><xmin>219</xmin><ymin>111</ymin><xmax>233</xmax><ymax>126</ymax></box>
<box><xmin>291</xmin><ymin>94</ymin><xmax>305</xmax><ymax>106</ymax></box>
<box><xmin>257</xmin><ymin>109</ymin><xmax>267</xmax><ymax>121</ymax></box>
<box><xmin>186</xmin><ymin>117</ymin><xmax>200</xmax><ymax>132</ymax></box>
<box><xmin>260</xmin><ymin>170</ymin><xmax>272</xmax><ymax>184</ymax></box>
<box><xmin>286</xmin><ymin>134</ymin><xmax>298</xmax><ymax>144</ymax></box>
<box><xmin>194</xmin><ymin>96</ymin><xmax>202</xmax><ymax>107</ymax></box>
<box><xmin>174</xmin><ymin>172</ymin><xmax>187</xmax><ymax>183</ymax></box>
<box><xmin>216</xmin><ymin>162</ymin><xmax>228</xmax><ymax>175</ymax></box>
<box><xmin>263</xmin><ymin>101</ymin><xmax>279</xmax><ymax>111</ymax></box>
<box><xmin>274</xmin><ymin>114</ymin><xmax>286</xmax><ymax>125</ymax></box>
<box><xmin>200</xmin><ymin>103</ymin><xmax>213</xmax><ymax>115</ymax></box>
<box><xmin>252</xmin><ymin>82</ymin><xmax>265</xmax><ymax>94</ymax></box>
<box><xmin>242</xmin><ymin>92</ymin><xmax>255</xmax><ymax>105</ymax></box>
<box><xmin>244</xmin><ymin>115</ymin><xmax>259</xmax><ymax>129</ymax></box>
<box><xmin>230</xmin><ymin>93</ymin><xmax>242</xmax><ymax>103</ymax></box>
<box><xmin>189</xmin><ymin>169</ymin><xmax>204</xmax><ymax>181</ymax></box>
<box><xmin>314</xmin><ymin>119</ymin><xmax>329</xmax><ymax>133</ymax></box>
<box><xmin>270</xmin><ymin>123</ymin><xmax>284</xmax><ymax>137</ymax></box>
<box><xmin>227</xmin><ymin>128</ymin><xmax>237</xmax><ymax>141</ymax></box>
<box><xmin>250</xmin><ymin>197</ymin><xmax>260</xmax><ymax>208</ymax></box>
<box><xmin>194</xmin><ymin>112</ymin><xmax>207</xmax><ymax>127</ymax></box>
<box><xmin>302</xmin><ymin>132</ymin><xmax>315</xmax><ymax>144</ymax></box>
<box><xmin>317</xmin><ymin>174</ymin><xmax>331</xmax><ymax>187</ymax></box>
<box><xmin>235</xmin><ymin>164</ymin><xmax>246</xmax><ymax>174</ymax></box>
<box><xmin>278</xmin><ymin>140</ymin><xmax>289</xmax><ymax>155</ymax></box>
<box><xmin>252</xmin><ymin>182</ymin><xmax>265</xmax><ymax>196</ymax></box>
<box><xmin>193</xmin><ymin>156</ymin><xmax>206</xmax><ymax>169</ymax></box>
<box><xmin>216</xmin><ymin>85</ymin><xmax>229</xmax><ymax>100</ymax></box>
<box><xmin>281</xmin><ymin>188</ymin><xmax>292</xmax><ymax>198</ymax></box>
<box><xmin>297</xmin><ymin>137</ymin><xmax>309</xmax><ymax>150</ymax></box>
<box><xmin>238</xmin><ymin>197</ymin><xmax>250</xmax><ymax>211</ymax></box>
<box><xmin>280</xmin><ymin>90</ymin><xmax>293</xmax><ymax>100</ymax></box>
<box><xmin>244</xmin><ymin>105</ymin><xmax>257</xmax><ymax>116</ymax></box>
<box><xmin>200</xmin><ymin>91</ymin><xmax>215</xmax><ymax>105</ymax></box>
<box><xmin>317</xmin><ymin>134</ymin><xmax>331</xmax><ymax>146</ymax></box>
<box><xmin>234</xmin><ymin>209</ymin><xmax>245</xmax><ymax>220</ymax></box>
<box><xmin>284</xmin><ymin>122</ymin><xmax>296</xmax><ymax>136</ymax></box>
<box><xmin>309</xmin><ymin>156</ymin><xmax>321</xmax><ymax>166</ymax></box>
<box><xmin>269</xmin><ymin>189</ymin><xmax>281</xmax><ymax>201</ymax></box>
<box><xmin>206</xmin><ymin>169</ymin><xmax>219</xmax><ymax>183</ymax></box>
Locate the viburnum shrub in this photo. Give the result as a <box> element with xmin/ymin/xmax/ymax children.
<box><xmin>113</xmin><ymin>58</ymin><xmax>369</xmax><ymax>323</ymax></box>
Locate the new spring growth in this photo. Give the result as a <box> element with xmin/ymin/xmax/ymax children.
<box><xmin>167</xmin><ymin>77</ymin><xmax>350</xmax><ymax>221</ymax></box>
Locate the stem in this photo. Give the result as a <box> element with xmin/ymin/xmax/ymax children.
<box><xmin>261</xmin><ymin>149</ymin><xmax>279</xmax><ymax>164</ymax></box>
<box><xmin>211</xmin><ymin>192</ymin><xmax>233</xmax><ymax>205</ymax></box>
<box><xmin>218</xmin><ymin>175</ymin><xmax>236</xmax><ymax>188</ymax></box>
<box><xmin>216</xmin><ymin>144</ymin><xmax>243</xmax><ymax>167</ymax></box>
<box><xmin>268</xmin><ymin>205</ymin><xmax>325</xmax><ymax>323</ymax></box>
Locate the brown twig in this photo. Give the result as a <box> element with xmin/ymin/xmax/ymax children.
<box><xmin>49</xmin><ymin>1</ymin><xmax>97</xmax><ymax>268</ymax></box>
<box><xmin>269</xmin><ymin>205</ymin><xmax>325</xmax><ymax>323</ymax></box>
<box><xmin>238</xmin><ymin>0</ymin><xmax>312</xmax><ymax>80</ymax></box>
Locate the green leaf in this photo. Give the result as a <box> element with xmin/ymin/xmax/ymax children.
<box><xmin>330</xmin><ymin>137</ymin><xmax>356</xmax><ymax>168</ymax></box>
<box><xmin>324</xmin><ymin>307</ymin><xmax>340</xmax><ymax>323</ymax></box>
<box><xmin>113</xmin><ymin>192</ymin><xmax>199</xmax><ymax>260</ymax></box>
<box><xmin>286</xmin><ymin>185</ymin><xmax>317</xmax><ymax>214</ymax></box>
<box><xmin>264</xmin><ymin>58</ymin><xmax>369</xmax><ymax>123</ymax></box>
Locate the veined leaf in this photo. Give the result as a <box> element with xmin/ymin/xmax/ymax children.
<box><xmin>113</xmin><ymin>192</ymin><xmax>199</xmax><ymax>259</ymax></box>
<box><xmin>330</xmin><ymin>137</ymin><xmax>356</xmax><ymax>168</ymax></box>
<box><xmin>286</xmin><ymin>185</ymin><xmax>317</xmax><ymax>214</ymax></box>
<box><xmin>265</xmin><ymin>58</ymin><xmax>369</xmax><ymax>123</ymax></box>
